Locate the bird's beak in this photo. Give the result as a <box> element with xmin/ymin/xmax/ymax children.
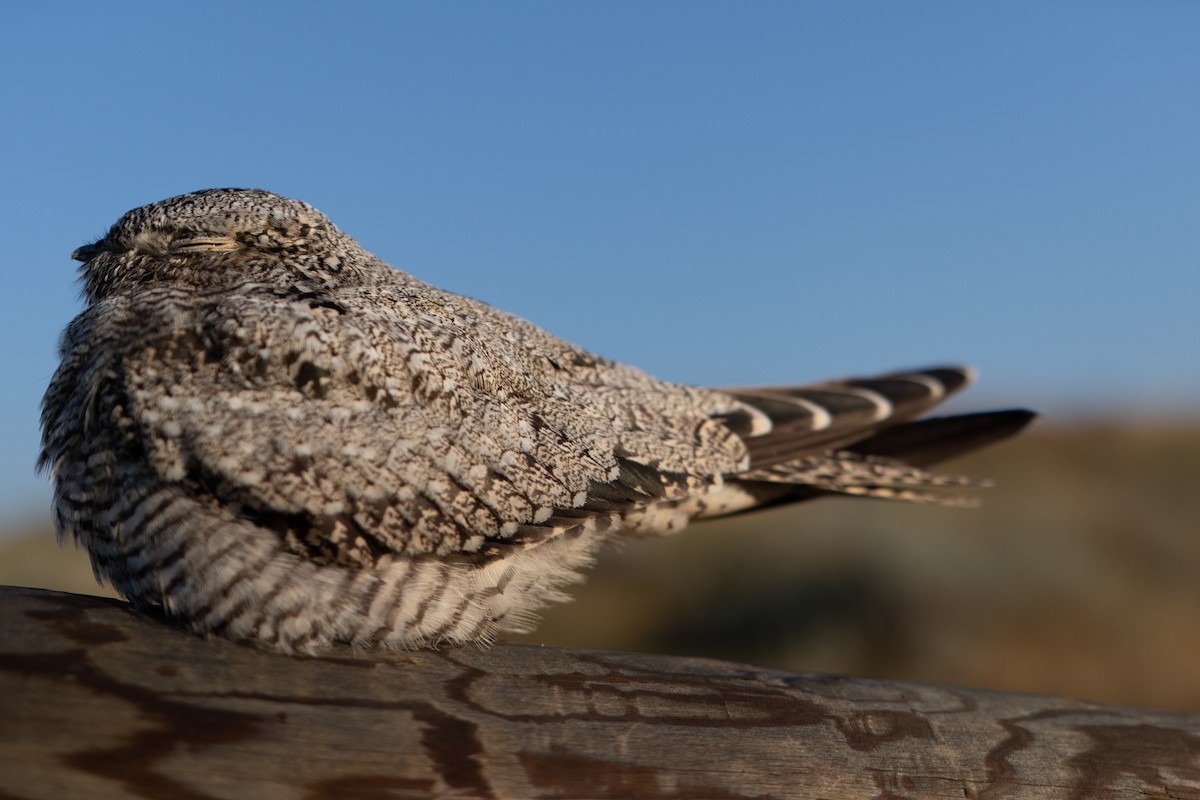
<box><xmin>72</xmin><ymin>243</ymin><xmax>105</xmax><ymax>262</ymax></box>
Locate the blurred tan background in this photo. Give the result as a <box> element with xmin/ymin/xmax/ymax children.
<box><xmin>4</xmin><ymin>422</ymin><xmax>1198</xmax><ymax>711</ymax></box>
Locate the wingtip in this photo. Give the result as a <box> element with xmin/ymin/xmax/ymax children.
<box><xmin>999</xmin><ymin>407</ymin><xmax>1039</xmax><ymax>430</ymax></box>
<box><xmin>849</xmin><ymin>407</ymin><xmax>1040</xmax><ymax>467</ymax></box>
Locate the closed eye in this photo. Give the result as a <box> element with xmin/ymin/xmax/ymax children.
<box><xmin>170</xmin><ymin>236</ymin><xmax>239</xmax><ymax>254</ymax></box>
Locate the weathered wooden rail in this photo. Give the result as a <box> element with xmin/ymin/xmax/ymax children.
<box><xmin>2</xmin><ymin>585</ymin><xmax>1198</xmax><ymax>799</ymax></box>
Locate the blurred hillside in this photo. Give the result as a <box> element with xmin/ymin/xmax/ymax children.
<box><xmin>4</xmin><ymin>423</ymin><xmax>1198</xmax><ymax>711</ymax></box>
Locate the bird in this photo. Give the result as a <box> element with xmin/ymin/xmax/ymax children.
<box><xmin>40</xmin><ymin>188</ymin><xmax>1035</xmax><ymax>653</ymax></box>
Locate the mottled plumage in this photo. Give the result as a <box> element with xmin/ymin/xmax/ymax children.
<box><xmin>40</xmin><ymin>189</ymin><xmax>1034</xmax><ymax>652</ymax></box>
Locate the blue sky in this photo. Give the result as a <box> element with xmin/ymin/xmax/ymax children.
<box><xmin>2</xmin><ymin>2</ymin><xmax>1198</xmax><ymax>521</ymax></box>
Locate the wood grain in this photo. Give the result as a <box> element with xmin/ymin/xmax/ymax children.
<box><xmin>2</xmin><ymin>586</ymin><xmax>1199</xmax><ymax>799</ymax></box>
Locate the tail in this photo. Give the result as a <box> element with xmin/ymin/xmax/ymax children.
<box><xmin>718</xmin><ymin>366</ymin><xmax>1035</xmax><ymax>510</ymax></box>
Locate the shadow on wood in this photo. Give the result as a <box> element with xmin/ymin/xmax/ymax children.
<box><xmin>2</xmin><ymin>585</ymin><xmax>1199</xmax><ymax>799</ymax></box>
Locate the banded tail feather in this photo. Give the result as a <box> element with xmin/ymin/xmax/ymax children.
<box><xmin>720</xmin><ymin>366</ymin><xmax>1033</xmax><ymax>510</ymax></box>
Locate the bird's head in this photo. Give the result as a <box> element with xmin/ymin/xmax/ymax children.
<box><xmin>72</xmin><ymin>188</ymin><xmax>370</xmax><ymax>302</ymax></box>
